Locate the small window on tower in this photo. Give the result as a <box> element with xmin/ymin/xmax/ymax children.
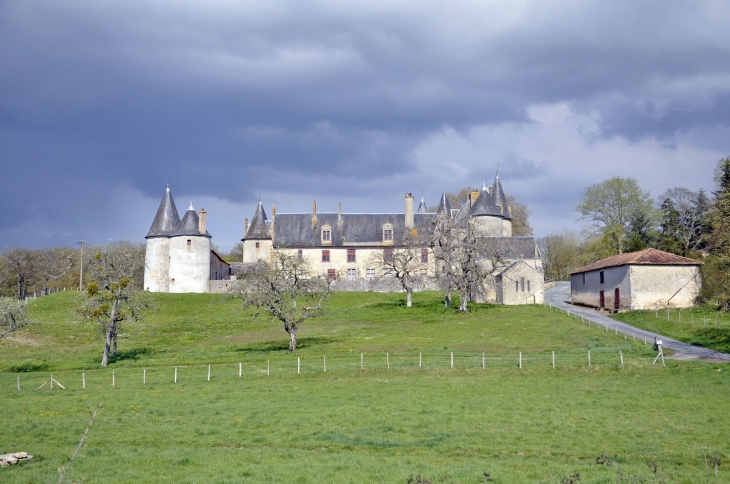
<box><xmin>255</xmin><ymin>242</ymin><xmax>260</xmax><ymax>249</ymax></box>
<box><xmin>298</xmin><ymin>249</ymin><xmax>303</xmax><ymax>260</ymax></box>
<box><xmin>421</xmin><ymin>249</ymin><xmax>428</xmax><ymax>263</ymax></box>
<box><xmin>187</xmin><ymin>239</ymin><xmax>191</xmax><ymax>247</ymax></box>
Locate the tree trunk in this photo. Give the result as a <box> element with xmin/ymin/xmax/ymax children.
<box><xmin>407</xmin><ymin>290</ymin><xmax>412</xmax><ymax>307</ymax></box>
<box><xmin>112</xmin><ymin>329</ymin><xmax>117</xmax><ymax>357</ymax></box>
<box><xmin>445</xmin><ymin>289</ymin><xmax>452</xmax><ymax>308</ymax></box>
<box><xmin>289</xmin><ymin>325</ymin><xmax>298</xmax><ymax>352</ymax></box>
<box><xmin>101</xmin><ymin>294</ymin><xmax>120</xmax><ymax>367</ymax></box>
<box><xmin>458</xmin><ymin>290</ymin><xmax>468</xmax><ymax>313</ymax></box>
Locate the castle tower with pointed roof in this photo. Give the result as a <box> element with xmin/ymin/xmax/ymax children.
<box><xmin>143</xmin><ymin>185</ymin><xmax>228</xmax><ymax>293</ymax></box>
<box><xmin>242</xmin><ymin>201</ymin><xmax>273</xmax><ymax>263</ymax></box>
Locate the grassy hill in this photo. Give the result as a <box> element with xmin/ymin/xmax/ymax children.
<box><xmin>1</xmin><ymin>291</ymin><xmax>728</xmax><ymax>483</ymax></box>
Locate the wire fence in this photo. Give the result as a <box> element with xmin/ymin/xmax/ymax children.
<box><xmin>2</xmin><ymin>349</ymin><xmax>659</xmax><ymax>393</ymax></box>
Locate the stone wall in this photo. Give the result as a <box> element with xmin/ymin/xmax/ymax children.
<box><xmin>629</xmin><ymin>265</ymin><xmax>700</xmax><ymax>309</ymax></box>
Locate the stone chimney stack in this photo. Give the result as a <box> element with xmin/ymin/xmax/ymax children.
<box><xmin>198</xmin><ymin>208</ymin><xmax>207</xmax><ymax>234</ymax></box>
<box><xmin>271</xmin><ymin>204</ymin><xmax>276</xmax><ymax>240</ymax></box>
<box><xmin>488</xmin><ymin>186</ymin><xmax>493</xmax><ymax>196</ymax></box>
<box><xmin>244</xmin><ymin>217</ymin><xmax>249</xmax><ymax>235</ymax></box>
<box><xmin>312</xmin><ymin>201</ymin><xmax>317</xmax><ymax>228</ymax></box>
<box><xmin>404</xmin><ymin>193</ymin><xmax>414</xmax><ymax>228</ymax></box>
<box><xmin>469</xmin><ymin>190</ymin><xmax>480</xmax><ymax>207</ymax></box>
<box><xmin>337</xmin><ymin>202</ymin><xmax>341</xmax><ymax>219</ymax></box>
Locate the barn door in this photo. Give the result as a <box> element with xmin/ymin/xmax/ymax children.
<box><xmin>614</xmin><ymin>288</ymin><xmax>620</xmax><ymax>310</ymax></box>
<box><xmin>599</xmin><ymin>290</ymin><xmax>605</xmax><ymax>308</ymax></box>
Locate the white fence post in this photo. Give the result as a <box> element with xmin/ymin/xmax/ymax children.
<box><xmin>519</xmin><ymin>352</ymin><xmax>522</xmax><ymax>369</ymax></box>
<box><xmin>239</xmin><ymin>362</ymin><xmax>242</xmax><ymax>378</ymax></box>
<box><xmin>588</xmin><ymin>351</ymin><xmax>591</xmax><ymax>367</ymax></box>
<box><xmin>482</xmin><ymin>352</ymin><xmax>485</xmax><ymax>369</ymax></box>
<box><xmin>297</xmin><ymin>357</ymin><xmax>300</xmax><ymax>374</ymax></box>
<box><xmin>450</xmin><ymin>352</ymin><xmax>453</xmax><ymax>369</ymax></box>
<box><xmin>144</xmin><ymin>368</ymin><xmax>146</xmax><ymax>385</ymax></box>
<box><xmin>174</xmin><ymin>367</ymin><xmax>177</xmax><ymax>383</ymax></box>
<box><xmin>386</xmin><ymin>352</ymin><xmax>390</xmax><ymax>369</ymax></box>
<box><xmin>552</xmin><ymin>351</ymin><xmax>555</xmax><ymax>369</ymax></box>
<box><xmin>620</xmin><ymin>350</ymin><xmax>624</xmax><ymax>366</ymax></box>
<box><xmin>207</xmin><ymin>365</ymin><xmax>211</xmax><ymax>381</ymax></box>
<box><xmin>112</xmin><ymin>371</ymin><xmax>115</xmax><ymax>387</ymax></box>
<box><xmin>83</xmin><ymin>373</ymin><xmax>86</xmax><ymax>389</ymax></box>
<box><xmin>267</xmin><ymin>360</ymin><xmax>270</xmax><ymax>376</ymax></box>
<box><xmin>17</xmin><ymin>375</ymin><xmax>20</xmax><ymax>391</ymax></box>
<box><xmin>419</xmin><ymin>352</ymin><xmax>422</xmax><ymax>368</ymax></box>
<box><xmin>360</xmin><ymin>353</ymin><xmax>363</xmax><ymax>370</ymax></box>
<box><xmin>323</xmin><ymin>355</ymin><xmax>326</xmax><ymax>373</ymax></box>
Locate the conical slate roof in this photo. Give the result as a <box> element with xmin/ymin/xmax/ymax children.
<box><xmin>492</xmin><ymin>174</ymin><xmax>511</xmax><ymax>219</ymax></box>
<box><xmin>436</xmin><ymin>192</ymin><xmax>451</xmax><ymax>216</ymax></box>
<box><xmin>417</xmin><ymin>196</ymin><xmax>427</xmax><ymax>213</ymax></box>
<box><xmin>244</xmin><ymin>201</ymin><xmax>271</xmax><ymax>240</ymax></box>
<box><xmin>470</xmin><ymin>185</ymin><xmax>503</xmax><ymax>217</ymax></box>
<box><xmin>171</xmin><ymin>203</ymin><xmax>211</xmax><ymax>238</ymax></box>
<box><xmin>146</xmin><ymin>185</ymin><xmax>181</xmax><ymax>238</ymax></box>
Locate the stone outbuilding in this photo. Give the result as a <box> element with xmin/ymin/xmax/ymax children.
<box><xmin>495</xmin><ymin>259</ymin><xmax>545</xmax><ymax>305</ymax></box>
<box><xmin>569</xmin><ymin>248</ymin><xmax>702</xmax><ymax>311</ymax></box>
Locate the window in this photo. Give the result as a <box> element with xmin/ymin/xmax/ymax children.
<box><xmin>366</xmin><ymin>268</ymin><xmax>375</xmax><ymax>278</ymax></box>
<box><xmin>327</xmin><ymin>269</ymin><xmax>336</xmax><ymax>279</ymax></box>
<box><xmin>599</xmin><ymin>271</ymin><xmax>604</xmax><ymax>284</ymax></box>
<box><xmin>521</xmin><ymin>277</ymin><xmax>525</xmax><ymax>292</ymax></box>
<box><xmin>582</xmin><ymin>273</ymin><xmax>585</xmax><ymax>284</ymax></box>
<box><xmin>384</xmin><ymin>248</ymin><xmax>393</xmax><ymax>263</ymax></box>
<box><xmin>421</xmin><ymin>249</ymin><xmax>429</xmax><ymax>263</ymax></box>
<box><xmin>383</xmin><ymin>228</ymin><xmax>393</xmax><ymax>241</ymax></box>
<box><xmin>322</xmin><ymin>250</ymin><xmax>330</xmax><ymax>262</ymax></box>
<box><xmin>527</xmin><ymin>280</ymin><xmax>531</xmax><ymax>292</ymax></box>
<box><xmin>255</xmin><ymin>242</ymin><xmax>260</xmax><ymax>249</ymax></box>
<box><xmin>322</xmin><ymin>228</ymin><xmax>331</xmax><ymax>242</ymax></box>
<box><xmin>347</xmin><ymin>268</ymin><xmax>357</xmax><ymax>279</ymax></box>
<box><xmin>515</xmin><ymin>281</ymin><xmax>519</xmax><ymax>292</ymax></box>
<box><xmin>384</xmin><ymin>268</ymin><xmax>395</xmax><ymax>277</ymax></box>
<box><xmin>347</xmin><ymin>249</ymin><xmax>356</xmax><ymax>262</ymax></box>
<box><xmin>187</xmin><ymin>239</ymin><xmax>191</xmax><ymax>247</ymax></box>
<box><xmin>297</xmin><ymin>249</ymin><xmax>303</xmax><ymax>261</ymax></box>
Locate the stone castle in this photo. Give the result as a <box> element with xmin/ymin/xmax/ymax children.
<box><xmin>143</xmin><ymin>174</ymin><xmax>545</xmax><ymax>304</ymax></box>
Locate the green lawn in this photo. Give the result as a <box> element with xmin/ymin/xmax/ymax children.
<box><xmin>1</xmin><ymin>291</ymin><xmax>728</xmax><ymax>483</ymax></box>
<box><xmin>611</xmin><ymin>307</ymin><xmax>730</xmax><ymax>354</ymax></box>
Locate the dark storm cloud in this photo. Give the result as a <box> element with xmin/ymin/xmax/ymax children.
<box><xmin>2</xmin><ymin>1</ymin><xmax>730</xmax><ymax>247</ymax></box>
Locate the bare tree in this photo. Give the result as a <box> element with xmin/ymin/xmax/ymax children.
<box><xmin>1</xmin><ymin>248</ymin><xmax>38</xmax><ymax>299</ymax></box>
<box><xmin>80</xmin><ymin>244</ymin><xmax>150</xmax><ymax>367</ymax></box>
<box><xmin>0</xmin><ymin>298</ymin><xmax>30</xmax><ymax>338</ymax></box>
<box><xmin>431</xmin><ymin>218</ymin><xmax>509</xmax><ymax>312</ymax></box>
<box><xmin>538</xmin><ymin>231</ymin><xmax>583</xmax><ymax>281</ymax></box>
<box><xmin>233</xmin><ymin>251</ymin><xmax>333</xmax><ymax>352</ymax></box>
<box><xmin>36</xmin><ymin>247</ymin><xmax>74</xmax><ymax>294</ymax></box>
<box><xmin>367</xmin><ymin>229</ymin><xmax>425</xmax><ymax>308</ymax></box>
<box><xmin>658</xmin><ymin>187</ymin><xmax>708</xmax><ymax>253</ymax></box>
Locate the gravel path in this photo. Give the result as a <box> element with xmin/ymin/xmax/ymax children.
<box><xmin>545</xmin><ymin>282</ymin><xmax>730</xmax><ymax>362</ymax></box>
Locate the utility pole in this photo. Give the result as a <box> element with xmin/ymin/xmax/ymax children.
<box><xmin>79</xmin><ymin>240</ymin><xmax>84</xmax><ymax>291</ymax></box>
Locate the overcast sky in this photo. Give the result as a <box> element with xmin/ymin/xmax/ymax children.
<box><xmin>2</xmin><ymin>0</ymin><xmax>730</xmax><ymax>252</ymax></box>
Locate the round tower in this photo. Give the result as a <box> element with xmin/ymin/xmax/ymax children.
<box><xmin>168</xmin><ymin>202</ymin><xmax>212</xmax><ymax>293</ymax></box>
<box><xmin>242</xmin><ymin>201</ymin><xmax>272</xmax><ymax>263</ymax></box>
<box><xmin>144</xmin><ymin>185</ymin><xmax>180</xmax><ymax>292</ymax></box>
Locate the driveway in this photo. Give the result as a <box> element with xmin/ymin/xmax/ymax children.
<box><xmin>545</xmin><ymin>282</ymin><xmax>730</xmax><ymax>362</ymax></box>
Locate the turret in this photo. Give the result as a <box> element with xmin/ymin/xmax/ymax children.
<box><xmin>143</xmin><ymin>185</ymin><xmax>181</xmax><ymax>292</ymax></box>
<box><xmin>168</xmin><ymin>202</ymin><xmax>212</xmax><ymax>293</ymax></box>
<box><xmin>242</xmin><ymin>201</ymin><xmax>272</xmax><ymax>263</ymax></box>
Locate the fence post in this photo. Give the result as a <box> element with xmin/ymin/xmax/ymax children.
<box><xmin>644</xmin><ymin>336</ymin><xmax>646</xmax><ymax>345</ymax></box>
<box><xmin>605</xmin><ymin>324</ymin><xmax>607</xmax><ymax>333</ymax></box>
<box><xmin>386</xmin><ymin>352</ymin><xmax>390</xmax><ymax>370</ymax></box>
<box><xmin>620</xmin><ymin>350</ymin><xmax>624</xmax><ymax>366</ymax></box>
<box><xmin>419</xmin><ymin>352</ymin><xmax>422</xmax><ymax>369</ymax></box>
<box><xmin>267</xmin><ymin>360</ymin><xmax>270</xmax><ymax>376</ymax></box>
<box><xmin>112</xmin><ymin>371</ymin><xmax>115</xmax><ymax>387</ymax></box>
<box><xmin>360</xmin><ymin>353</ymin><xmax>363</xmax><ymax>370</ymax></box>
<box><xmin>450</xmin><ymin>352</ymin><xmax>453</xmax><ymax>369</ymax></box>
<box><xmin>17</xmin><ymin>375</ymin><xmax>20</xmax><ymax>391</ymax></box>
<box><xmin>482</xmin><ymin>352</ymin><xmax>485</xmax><ymax>369</ymax></box>
<box><xmin>615</xmin><ymin>326</ymin><xmax>617</xmax><ymax>335</ymax></box>
<box><xmin>588</xmin><ymin>351</ymin><xmax>591</xmax><ymax>367</ymax></box>
<box><xmin>50</xmin><ymin>374</ymin><xmax>53</xmax><ymax>390</ymax></box>
<box><xmin>207</xmin><ymin>365</ymin><xmax>211</xmax><ymax>381</ymax></box>
<box><xmin>297</xmin><ymin>358</ymin><xmax>300</xmax><ymax>374</ymax></box>
<box><xmin>174</xmin><ymin>367</ymin><xmax>177</xmax><ymax>383</ymax></box>
<box><xmin>144</xmin><ymin>368</ymin><xmax>146</xmax><ymax>385</ymax></box>
<box><xmin>323</xmin><ymin>355</ymin><xmax>326</xmax><ymax>373</ymax></box>
<box><xmin>519</xmin><ymin>352</ymin><xmax>522</xmax><ymax>369</ymax></box>
<box><xmin>552</xmin><ymin>351</ymin><xmax>555</xmax><ymax>369</ymax></box>
<box><xmin>239</xmin><ymin>362</ymin><xmax>242</xmax><ymax>378</ymax></box>
<box><xmin>83</xmin><ymin>373</ymin><xmax>86</xmax><ymax>389</ymax></box>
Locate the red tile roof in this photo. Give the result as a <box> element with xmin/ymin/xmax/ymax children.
<box><xmin>569</xmin><ymin>248</ymin><xmax>702</xmax><ymax>275</ymax></box>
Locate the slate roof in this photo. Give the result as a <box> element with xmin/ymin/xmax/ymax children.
<box><xmin>486</xmin><ymin>236</ymin><xmax>539</xmax><ymax>260</ymax></box>
<box><xmin>272</xmin><ymin>212</ymin><xmax>436</xmax><ymax>248</ymax></box>
<box><xmin>470</xmin><ymin>186</ymin><xmax>503</xmax><ymax>217</ymax></box>
<box><xmin>437</xmin><ymin>192</ymin><xmax>451</xmax><ymax>216</ymax></box>
<box><xmin>491</xmin><ymin>174</ymin><xmax>512</xmax><ymax>219</ymax></box>
<box><xmin>418</xmin><ymin>197</ymin><xmax>428</xmax><ymax>213</ymax></box>
<box><xmin>569</xmin><ymin>248</ymin><xmax>702</xmax><ymax>275</ymax></box>
<box><xmin>171</xmin><ymin>204</ymin><xmax>212</xmax><ymax>238</ymax></box>
<box><xmin>244</xmin><ymin>201</ymin><xmax>271</xmax><ymax>240</ymax></box>
<box><xmin>146</xmin><ymin>186</ymin><xmax>181</xmax><ymax>238</ymax></box>
<box><xmin>496</xmin><ymin>258</ymin><xmax>543</xmax><ymax>276</ymax></box>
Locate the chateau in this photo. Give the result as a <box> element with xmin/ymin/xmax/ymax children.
<box><xmin>144</xmin><ymin>174</ymin><xmax>545</xmax><ymax>304</ymax></box>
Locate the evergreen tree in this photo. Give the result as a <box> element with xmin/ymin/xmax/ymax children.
<box><xmin>658</xmin><ymin>198</ymin><xmax>684</xmax><ymax>255</ymax></box>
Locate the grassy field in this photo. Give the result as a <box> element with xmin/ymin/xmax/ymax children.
<box><xmin>611</xmin><ymin>307</ymin><xmax>730</xmax><ymax>354</ymax></box>
<box><xmin>1</xmin><ymin>291</ymin><xmax>728</xmax><ymax>483</ymax></box>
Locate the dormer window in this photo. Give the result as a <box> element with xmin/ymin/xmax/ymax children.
<box><xmin>383</xmin><ymin>223</ymin><xmax>394</xmax><ymax>241</ymax></box>
<box><xmin>321</xmin><ymin>224</ymin><xmax>332</xmax><ymax>245</ymax></box>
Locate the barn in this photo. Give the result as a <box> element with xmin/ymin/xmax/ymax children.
<box><xmin>569</xmin><ymin>248</ymin><xmax>702</xmax><ymax>311</ymax></box>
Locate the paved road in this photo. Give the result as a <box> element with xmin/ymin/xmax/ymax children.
<box><xmin>545</xmin><ymin>282</ymin><xmax>730</xmax><ymax>362</ymax></box>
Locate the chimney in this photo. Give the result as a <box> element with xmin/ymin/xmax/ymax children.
<box><xmin>271</xmin><ymin>204</ymin><xmax>276</xmax><ymax>240</ymax></box>
<box><xmin>469</xmin><ymin>190</ymin><xmax>480</xmax><ymax>207</ymax></box>
<box><xmin>404</xmin><ymin>193</ymin><xmax>414</xmax><ymax>228</ymax></box>
<box><xmin>508</xmin><ymin>205</ymin><xmax>512</xmax><ymax>216</ymax></box>
<box><xmin>337</xmin><ymin>202</ymin><xmax>342</xmax><ymax>230</ymax></box>
<box><xmin>488</xmin><ymin>186</ymin><xmax>493</xmax><ymax>196</ymax></box>
<box><xmin>198</xmin><ymin>208</ymin><xmax>207</xmax><ymax>235</ymax></box>
<box><xmin>244</xmin><ymin>217</ymin><xmax>249</xmax><ymax>235</ymax></box>
<box><xmin>312</xmin><ymin>201</ymin><xmax>317</xmax><ymax>228</ymax></box>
